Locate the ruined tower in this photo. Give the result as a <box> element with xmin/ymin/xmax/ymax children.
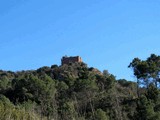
<box><xmin>61</xmin><ymin>56</ymin><xmax>82</xmax><ymax>65</ymax></box>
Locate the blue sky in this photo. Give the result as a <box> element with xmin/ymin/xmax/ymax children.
<box><xmin>0</xmin><ymin>0</ymin><xmax>160</xmax><ymax>81</ymax></box>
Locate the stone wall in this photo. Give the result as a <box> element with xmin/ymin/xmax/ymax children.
<box><xmin>61</xmin><ymin>56</ymin><xmax>82</xmax><ymax>65</ymax></box>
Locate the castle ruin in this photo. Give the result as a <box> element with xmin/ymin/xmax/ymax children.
<box><xmin>61</xmin><ymin>56</ymin><xmax>82</xmax><ymax>65</ymax></box>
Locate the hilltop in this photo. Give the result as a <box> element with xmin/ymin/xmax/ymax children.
<box><xmin>0</xmin><ymin>54</ymin><xmax>160</xmax><ymax>120</ymax></box>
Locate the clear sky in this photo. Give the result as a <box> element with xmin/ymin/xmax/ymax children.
<box><xmin>0</xmin><ymin>0</ymin><xmax>160</xmax><ymax>81</ymax></box>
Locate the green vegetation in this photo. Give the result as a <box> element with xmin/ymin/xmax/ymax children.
<box><xmin>0</xmin><ymin>54</ymin><xmax>159</xmax><ymax>120</ymax></box>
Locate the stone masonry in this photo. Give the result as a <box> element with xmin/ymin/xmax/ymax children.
<box><xmin>61</xmin><ymin>56</ymin><xmax>82</xmax><ymax>65</ymax></box>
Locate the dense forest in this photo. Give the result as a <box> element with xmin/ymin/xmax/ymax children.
<box><xmin>0</xmin><ymin>54</ymin><xmax>160</xmax><ymax>120</ymax></box>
